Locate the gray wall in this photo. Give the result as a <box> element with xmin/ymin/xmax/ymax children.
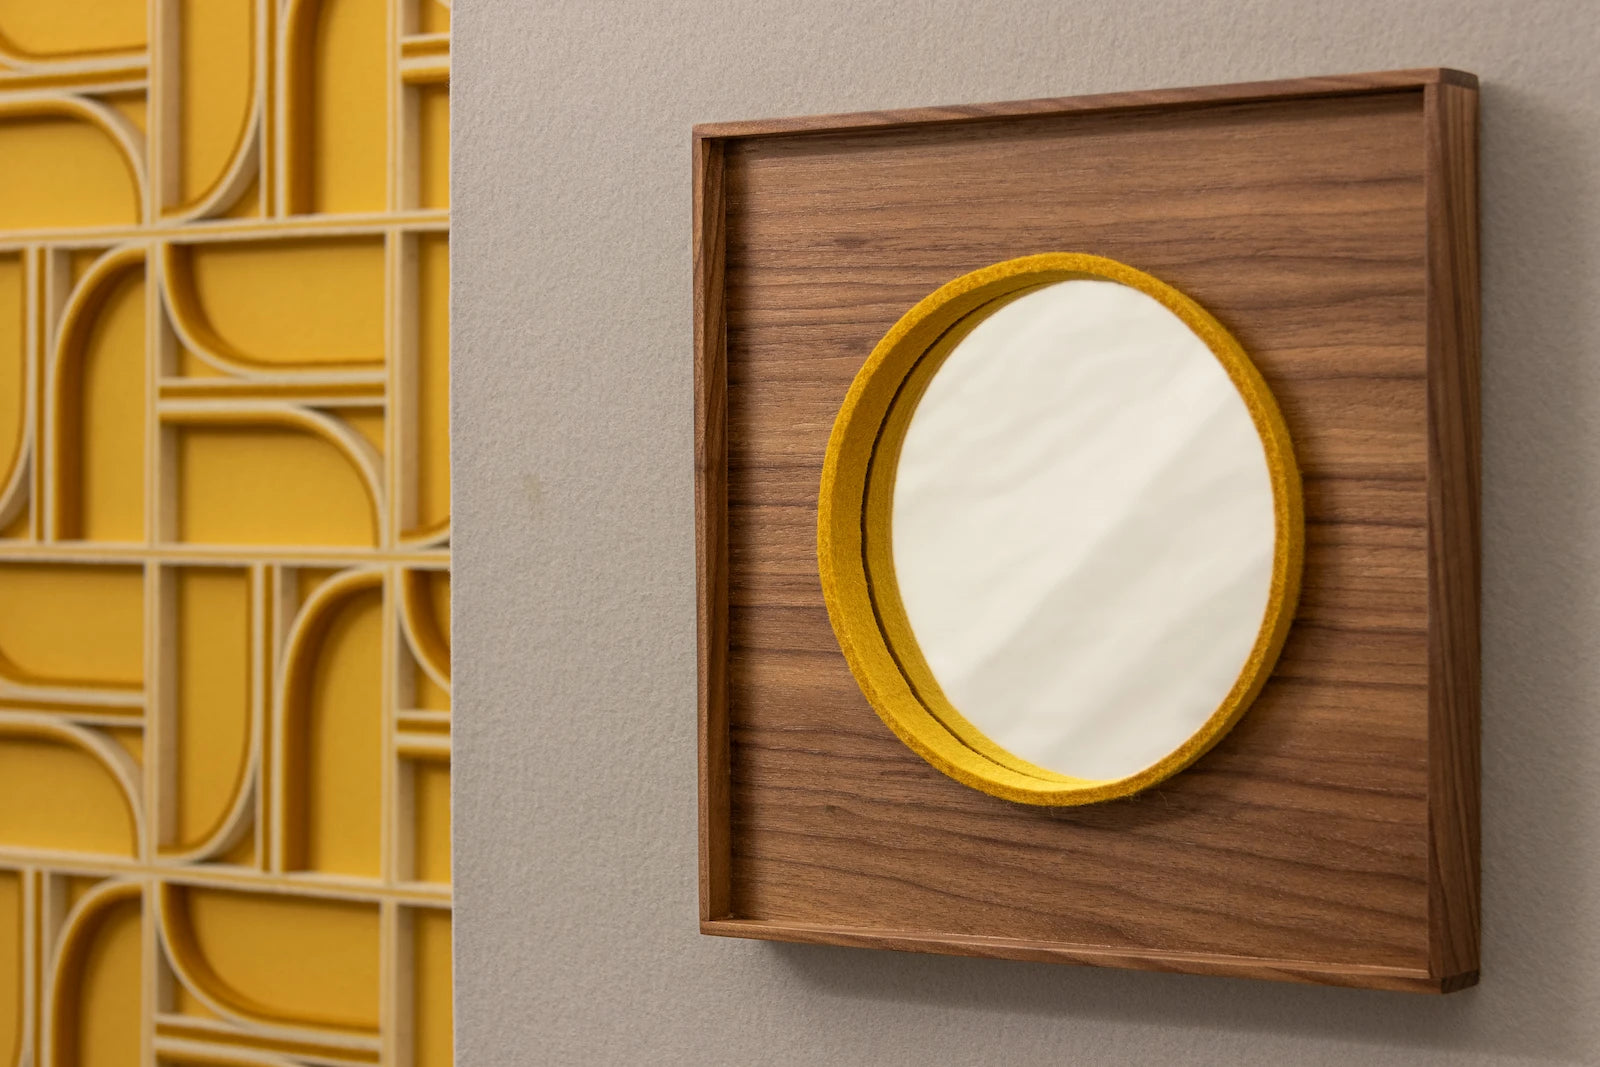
<box><xmin>451</xmin><ymin>2</ymin><xmax>1600</xmax><ymax>1062</ymax></box>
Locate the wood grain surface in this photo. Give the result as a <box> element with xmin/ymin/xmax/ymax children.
<box><xmin>1422</xmin><ymin>80</ymin><xmax>1482</xmax><ymax>982</ymax></box>
<box><xmin>695</xmin><ymin>132</ymin><xmax>732</xmax><ymax>923</ymax></box>
<box><xmin>695</xmin><ymin>71</ymin><xmax>1479</xmax><ymax>991</ymax></box>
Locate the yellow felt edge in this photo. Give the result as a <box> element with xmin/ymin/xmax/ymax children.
<box><xmin>817</xmin><ymin>252</ymin><xmax>1305</xmax><ymax>806</ymax></box>
<box><xmin>861</xmin><ymin>284</ymin><xmax>1089</xmax><ymax>786</ymax></box>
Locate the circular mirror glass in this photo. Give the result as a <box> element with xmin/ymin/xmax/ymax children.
<box><xmin>888</xmin><ymin>278</ymin><xmax>1279</xmax><ymax>781</ymax></box>
<box><xmin>818</xmin><ymin>254</ymin><xmax>1302</xmax><ymax>805</ymax></box>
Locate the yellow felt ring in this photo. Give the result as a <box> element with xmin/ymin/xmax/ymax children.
<box><xmin>817</xmin><ymin>253</ymin><xmax>1305</xmax><ymax>806</ymax></box>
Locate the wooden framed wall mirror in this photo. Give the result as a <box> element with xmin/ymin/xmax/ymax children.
<box><xmin>695</xmin><ymin>69</ymin><xmax>1480</xmax><ymax>992</ymax></box>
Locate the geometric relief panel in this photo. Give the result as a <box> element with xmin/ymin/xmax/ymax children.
<box><xmin>0</xmin><ymin>1</ymin><xmax>452</xmax><ymax>1062</ymax></box>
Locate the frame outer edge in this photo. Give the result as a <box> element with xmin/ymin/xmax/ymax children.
<box><xmin>694</xmin><ymin>133</ymin><xmax>732</xmax><ymax>922</ymax></box>
<box><xmin>1422</xmin><ymin>79</ymin><xmax>1482</xmax><ymax>984</ymax></box>
<box><xmin>691</xmin><ymin>68</ymin><xmax>1473</xmax><ymax>140</ymax></box>
<box><xmin>702</xmin><ymin>920</ymin><xmax>1466</xmax><ymax>994</ymax></box>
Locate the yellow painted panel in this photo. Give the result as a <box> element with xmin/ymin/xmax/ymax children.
<box><xmin>169</xmin><ymin>976</ymin><xmax>222</xmax><ymax>1021</ymax></box>
<box><xmin>175</xmin><ymin>346</ymin><xmax>224</xmax><ymax>378</ymax></box>
<box><xmin>0</xmin><ymin>253</ymin><xmax>22</xmax><ymax>521</ymax></box>
<box><xmin>297</xmin><ymin>585</ymin><xmax>382</xmax><ymax>877</ymax></box>
<box><xmin>0</xmin><ymin>1</ymin><xmax>452</xmax><ymax>1061</ymax></box>
<box><xmin>417</xmin><ymin>84</ymin><xmax>449</xmax><ymax>210</ymax></box>
<box><xmin>103</xmin><ymin>726</ymin><xmax>143</xmax><ymax>765</ymax></box>
<box><xmin>176</xmin><ymin>426</ymin><xmax>377</xmax><ymax>547</ymax></box>
<box><xmin>415</xmin><ymin>662</ymin><xmax>449</xmax><ymax>711</ymax></box>
<box><xmin>0</xmin><ymin>0</ymin><xmax>145</xmax><ymax>58</ymax></box>
<box><xmin>426</xmin><ymin>569</ymin><xmax>450</xmax><ymax>648</ymax></box>
<box><xmin>170</xmin><ymin>568</ymin><xmax>251</xmax><ymax>853</ymax></box>
<box><xmin>216</xmin><ymin>172</ymin><xmax>262</xmax><ymax>220</ymax></box>
<box><xmin>0</xmin><ymin>113</ymin><xmax>138</xmax><ymax>231</ymax></box>
<box><xmin>0</xmin><ymin>736</ymin><xmax>134</xmax><ymax>856</ymax></box>
<box><xmin>402</xmin><ymin>568</ymin><xmax>449</xmax><ymax>705</ymax></box>
<box><xmin>62</xmin><ymin>876</ymin><xmax>103</xmax><ymax>914</ymax></box>
<box><xmin>60</xmin><ymin>893</ymin><xmax>142</xmax><ymax>1067</ymax></box>
<box><xmin>69</xmin><ymin>250</ymin><xmax>107</xmax><ymax>286</ymax></box>
<box><xmin>414</xmin><ymin>233</ymin><xmax>450</xmax><ymax>535</ymax></box>
<box><xmin>214</xmin><ymin>830</ymin><xmax>255</xmax><ymax>869</ymax></box>
<box><xmin>329</xmin><ymin>406</ymin><xmax>386</xmax><ymax>455</ymax></box>
<box><xmin>173</xmin><ymin>887</ymin><xmax>379</xmax><ymax>1031</ymax></box>
<box><xmin>412</xmin><ymin>908</ymin><xmax>451</xmax><ymax>1067</ymax></box>
<box><xmin>59</xmin><ymin>265</ymin><xmax>144</xmax><ymax>542</ymax></box>
<box><xmin>295</xmin><ymin>566</ymin><xmax>343</xmax><ymax>610</ymax></box>
<box><xmin>0</xmin><ymin>869</ymin><xmax>19</xmax><ymax>1067</ymax></box>
<box><xmin>168</xmin><ymin>238</ymin><xmax>386</xmax><ymax>368</ymax></box>
<box><xmin>412</xmin><ymin>760</ymin><xmax>449</xmax><ymax>884</ymax></box>
<box><xmin>301</xmin><ymin>0</ymin><xmax>388</xmax><ymax>214</ymax></box>
<box><xmin>416</xmin><ymin>0</ymin><xmax>451</xmax><ymax>35</ymax></box>
<box><xmin>0</xmin><ymin>563</ymin><xmax>142</xmax><ymax>688</ymax></box>
<box><xmin>101</xmin><ymin>92</ymin><xmax>147</xmax><ymax>136</ymax></box>
<box><xmin>174</xmin><ymin>0</ymin><xmax>256</xmax><ymax>211</ymax></box>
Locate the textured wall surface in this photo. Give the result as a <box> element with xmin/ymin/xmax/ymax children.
<box><xmin>452</xmin><ymin>1</ymin><xmax>1600</xmax><ymax>1062</ymax></box>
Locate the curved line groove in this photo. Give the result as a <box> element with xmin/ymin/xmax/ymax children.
<box><xmin>0</xmin><ymin>246</ymin><xmax>30</xmax><ymax>529</ymax></box>
<box><xmin>278</xmin><ymin>0</ymin><xmax>320</xmax><ymax>215</ymax></box>
<box><xmin>0</xmin><ymin>437</ymin><xmax>29</xmax><ymax>531</ymax></box>
<box><xmin>399</xmin><ymin>516</ymin><xmax>450</xmax><ymax>549</ymax></box>
<box><xmin>271</xmin><ymin>567</ymin><xmax>383</xmax><ymax>872</ymax></box>
<box><xmin>47</xmin><ymin>878</ymin><xmax>142</xmax><ymax>1063</ymax></box>
<box><xmin>165</xmin><ymin>0</ymin><xmax>261</xmax><ymax>221</ymax></box>
<box><xmin>159</xmin><ymin>762</ymin><xmax>257</xmax><ymax>867</ymax></box>
<box><xmin>0</xmin><ymin>28</ymin><xmax>144</xmax><ymax>69</ymax></box>
<box><xmin>159</xmin><ymin>567</ymin><xmax>259</xmax><ymax>863</ymax></box>
<box><xmin>0</xmin><ymin>94</ymin><xmax>146</xmax><ymax>221</ymax></box>
<box><xmin>158</xmin><ymin>243</ymin><xmax>386</xmax><ymax>381</ymax></box>
<box><xmin>155</xmin><ymin>883</ymin><xmax>379</xmax><ymax>1041</ymax></box>
<box><xmin>171</xmin><ymin>111</ymin><xmax>262</xmax><ymax>223</ymax></box>
<box><xmin>48</xmin><ymin>244</ymin><xmax>145</xmax><ymax>541</ymax></box>
<box><xmin>398</xmin><ymin>568</ymin><xmax>449</xmax><ymax>691</ymax></box>
<box><xmin>161</xmin><ymin>402</ymin><xmax>384</xmax><ymax>542</ymax></box>
<box><xmin>0</xmin><ymin>716</ymin><xmax>143</xmax><ymax>855</ymax></box>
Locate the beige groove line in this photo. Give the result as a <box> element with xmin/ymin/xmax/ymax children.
<box><xmin>0</xmin><ymin>851</ymin><xmax>451</xmax><ymax>907</ymax></box>
<box><xmin>0</xmin><ymin>71</ymin><xmax>145</xmax><ymax>94</ymax></box>
<box><xmin>386</xmin><ymin>231</ymin><xmax>404</xmax><ymax>550</ymax></box>
<box><xmin>157</xmin><ymin>1011</ymin><xmax>384</xmax><ymax>1062</ymax></box>
<box><xmin>0</xmin><ymin>4</ymin><xmax>452</xmax><ymax>1063</ymax></box>
<box><xmin>0</xmin><ymin>211</ymin><xmax>450</xmax><ymax>254</ymax></box>
<box><xmin>0</xmin><ymin>246</ymin><xmax>36</xmax><ymax>530</ymax></box>
<box><xmin>0</xmin><ymin>34</ymin><xmax>146</xmax><ymax>74</ymax></box>
<box><xmin>17</xmin><ymin>868</ymin><xmax>38</xmax><ymax>1067</ymax></box>
<box><xmin>0</xmin><ymin>544</ymin><xmax>447</xmax><ymax>564</ymax></box>
<box><xmin>147</xmin><ymin>0</ymin><xmax>172</xmax><ymax>229</ymax></box>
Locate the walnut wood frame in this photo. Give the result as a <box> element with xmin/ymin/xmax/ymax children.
<box><xmin>694</xmin><ymin>69</ymin><xmax>1479</xmax><ymax>993</ymax></box>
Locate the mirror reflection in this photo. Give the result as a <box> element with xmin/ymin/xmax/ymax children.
<box><xmin>887</xmin><ymin>279</ymin><xmax>1278</xmax><ymax>781</ymax></box>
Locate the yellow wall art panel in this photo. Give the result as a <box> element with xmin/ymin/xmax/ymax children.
<box><xmin>0</xmin><ymin>1</ymin><xmax>452</xmax><ymax>1063</ymax></box>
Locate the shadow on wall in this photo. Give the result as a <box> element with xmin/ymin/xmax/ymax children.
<box><xmin>766</xmin><ymin>78</ymin><xmax>1596</xmax><ymax>1064</ymax></box>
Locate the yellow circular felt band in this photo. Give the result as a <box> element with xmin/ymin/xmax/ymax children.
<box><xmin>817</xmin><ymin>253</ymin><xmax>1305</xmax><ymax>806</ymax></box>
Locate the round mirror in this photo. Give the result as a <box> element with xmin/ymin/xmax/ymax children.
<box><xmin>818</xmin><ymin>254</ymin><xmax>1302</xmax><ymax>805</ymax></box>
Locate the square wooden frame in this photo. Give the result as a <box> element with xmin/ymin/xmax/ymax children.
<box><xmin>695</xmin><ymin>70</ymin><xmax>1479</xmax><ymax>992</ymax></box>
